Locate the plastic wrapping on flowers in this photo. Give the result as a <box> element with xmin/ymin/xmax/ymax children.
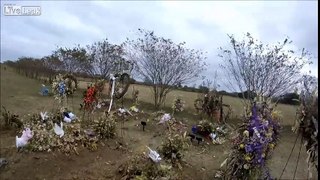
<box><xmin>221</xmin><ymin>102</ymin><xmax>281</xmax><ymax>180</ymax></box>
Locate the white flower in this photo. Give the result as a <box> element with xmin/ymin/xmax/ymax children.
<box><xmin>40</xmin><ymin>111</ymin><xmax>49</xmax><ymax>121</ymax></box>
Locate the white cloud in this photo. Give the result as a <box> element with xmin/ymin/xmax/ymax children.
<box><xmin>1</xmin><ymin>0</ymin><xmax>318</xmax><ymax>85</ymax></box>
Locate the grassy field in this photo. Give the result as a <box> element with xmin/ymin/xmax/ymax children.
<box><xmin>1</xmin><ymin>65</ymin><xmax>315</xmax><ymax>180</ymax></box>
<box><xmin>77</xmin><ymin>73</ymin><xmax>298</xmax><ymax>126</ymax></box>
<box><xmin>1</xmin><ymin>65</ymin><xmax>298</xmax><ymax>126</ymax></box>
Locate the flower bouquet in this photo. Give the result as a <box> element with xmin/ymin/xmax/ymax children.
<box><xmin>82</xmin><ymin>84</ymin><xmax>98</xmax><ymax>112</ymax></box>
<box><xmin>221</xmin><ymin>102</ymin><xmax>281</xmax><ymax>179</ymax></box>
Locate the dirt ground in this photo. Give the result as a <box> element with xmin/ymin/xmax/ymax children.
<box><xmin>0</xmin><ymin>66</ymin><xmax>317</xmax><ymax>179</ymax></box>
<box><xmin>1</xmin><ymin>124</ymin><xmax>317</xmax><ymax>180</ymax></box>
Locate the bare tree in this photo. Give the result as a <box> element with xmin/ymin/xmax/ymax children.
<box><xmin>202</xmin><ymin>71</ymin><xmax>220</xmax><ymax>93</ymax></box>
<box><xmin>219</xmin><ymin>32</ymin><xmax>312</xmax><ymax>104</ymax></box>
<box><xmin>85</xmin><ymin>38</ymin><xmax>124</xmax><ymax>79</ymax></box>
<box><xmin>42</xmin><ymin>55</ymin><xmax>64</xmax><ymax>72</ymax></box>
<box><xmin>125</xmin><ymin>29</ymin><xmax>207</xmax><ymax>108</ymax></box>
<box><xmin>52</xmin><ymin>45</ymin><xmax>87</xmax><ymax>74</ymax></box>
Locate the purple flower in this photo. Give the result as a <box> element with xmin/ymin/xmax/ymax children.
<box><xmin>245</xmin><ymin>144</ymin><xmax>253</xmax><ymax>153</ymax></box>
<box><xmin>192</xmin><ymin>125</ymin><xmax>198</xmax><ymax>134</ymax></box>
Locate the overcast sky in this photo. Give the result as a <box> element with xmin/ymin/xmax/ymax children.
<box><xmin>1</xmin><ymin>1</ymin><xmax>318</xmax><ymax>89</ymax></box>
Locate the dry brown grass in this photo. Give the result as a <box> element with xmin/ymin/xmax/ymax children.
<box><xmin>1</xmin><ymin>66</ymin><xmax>297</xmax><ymax>126</ymax></box>
<box><xmin>77</xmin><ymin>78</ymin><xmax>298</xmax><ymax>126</ymax></box>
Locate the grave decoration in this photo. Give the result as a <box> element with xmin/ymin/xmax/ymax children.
<box><xmin>132</xmin><ymin>89</ymin><xmax>139</xmax><ymax>105</ymax></box>
<box><xmin>82</xmin><ymin>84</ymin><xmax>98</xmax><ymax>112</ymax></box>
<box><xmin>40</xmin><ymin>111</ymin><xmax>49</xmax><ymax>122</ymax></box>
<box><xmin>94</xmin><ymin>79</ymin><xmax>106</xmax><ymax>99</ymax></box>
<box><xmin>158</xmin><ymin>132</ymin><xmax>189</xmax><ymax>167</ymax></box>
<box><xmin>52</xmin><ymin>74</ymin><xmax>67</xmax><ymax>105</ymax></box>
<box><xmin>117</xmin><ymin>108</ymin><xmax>133</xmax><ymax>117</ymax></box>
<box><xmin>147</xmin><ymin>146</ymin><xmax>162</xmax><ymax>163</ymax></box>
<box><xmin>92</xmin><ymin>114</ymin><xmax>117</xmax><ymax>139</ymax></box>
<box><xmin>51</xmin><ymin>73</ymin><xmax>78</xmax><ymax>103</ymax></box>
<box><xmin>292</xmin><ymin>77</ymin><xmax>318</xmax><ymax>176</ymax></box>
<box><xmin>63</xmin><ymin>74</ymin><xmax>78</xmax><ymax>95</ymax></box>
<box><xmin>18</xmin><ymin>111</ymin><xmax>116</xmax><ymax>155</ymax></box>
<box><xmin>82</xmin><ymin>79</ymin><xmax>108</xmax><ymax>113</ymax></box>
<box><xmin>53</xmin><ymin>122</ymin><xmax>64</xmax><ymax>138</ymax></box>
<box><xmin>118</xmin><ymin>153</ymin><xmax>177</xmax><ymax>180</ymax></box>
<box><xmin>172</xmin><ymin>96</ymin><xmax>185</xmax><ymax>115</ymax></box>
<box><xmin>40</xmin><ymin>84</ymin><xmax>49</xmax><ymax>96</ymax></box>
<box><xmin>158</xmin><ymin>113</ymin><xmax>172</xmax><ymax>124</ymax></box>
<box><xmin>191</xmin><ymin>120</ymin><xmax>228</xmax><ymax>145</ymax></box>
<box><xmin>219</xmin><ymin>101</ymin><xmax>281</xmax><ymax>179</ymax></box>
<box><xmin>129</xmin><ymin>105</ymin><xmax>139</xmax><ymax>113</ymax></box>
<box><xmin>63</xmin><ymin>110</ymin><xmax>77</xmax><ymax>123</ymax></box>
<box><xmin>141</xmin><ymin>121</ymin><xmax>147</xmax><ymax>131</ymax></box>
<box><xmin>16</xmin><ymin>128</ymin><xmax>33</xmax><ymax>149</ymax></box>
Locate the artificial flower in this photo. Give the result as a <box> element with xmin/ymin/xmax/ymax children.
<box><xmin>239</xmin><ymin>144</ymin><xmax>245</xmax><ymax>149</ymax></box>
<box><xmin>243</xmin><ymin>130</ymin><xmax>249</xmax><ymax>137</ymax></box>
<box><xmin>244</xmin><ymin>154</ymin><xmax>252</xmax><ymax>161</ymax></box>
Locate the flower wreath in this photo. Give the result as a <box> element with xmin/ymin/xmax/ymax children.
<box><xmin>63</xmin><ymin>74</ymin><xmax>78</xmax><ymax>95</ymax></box>
<box><xmin>52</xmin><ymin>74</ymin><xmax>67</xmax><ymax>103</ymax></box>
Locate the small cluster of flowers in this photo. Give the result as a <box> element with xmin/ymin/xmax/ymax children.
<box><xmin>83</xmin><ymin>85</ymin><xmax>98</xmax><ymax>111</ymax></box>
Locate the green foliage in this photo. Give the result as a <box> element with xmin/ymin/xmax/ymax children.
<box><xmin>93</xmin><ymin>114</ymin><xmax>117</xmax><ymax>139</ymax></box>
<box><xmin>158</xmin><ymin>133</ymin><xmax>188</xmax><ymax>164</ymax></box>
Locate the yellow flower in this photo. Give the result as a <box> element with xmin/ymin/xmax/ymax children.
<box><xmin>244</xmin><ymin>155</ymin><xmax>251</xmax><ymax>161</ymax></box>
<box><xmin>272</xmin><ymin>110</ymin><xmax>282</xmax><ymax>120</ymax></box>
<box><xmin>266</xmin><ymin>132</ymin><xmax>272</xmax><ymax>138</ymax></box>
<box><xmin>269</xmin><ymin>143</ymin><xmax>275</xmax><ymax>149</ymax></box>
<box><xmin>243</xmin><ymin>130</ymin><xmax>249</xmax><ymax>137</ymax></box>
<box><xmin>239</xmin><ymin>144</ymin><xmax>245</xmax><ymax>149</ymax></box>
<box><xmin>243</xmin><ymin>163</ymin><xmax>250</xmax><ymax>169</ymax></box>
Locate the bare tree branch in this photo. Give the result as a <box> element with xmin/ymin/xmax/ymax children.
<box><xmin>125</xmin><ymin>29</ymin><xmax>207</xmax><ymax>108</ymax></box>
<box><xmin>219</xmin><ymin>32</ymin><xmax>312</xmax><ymax>105</ymax></box>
